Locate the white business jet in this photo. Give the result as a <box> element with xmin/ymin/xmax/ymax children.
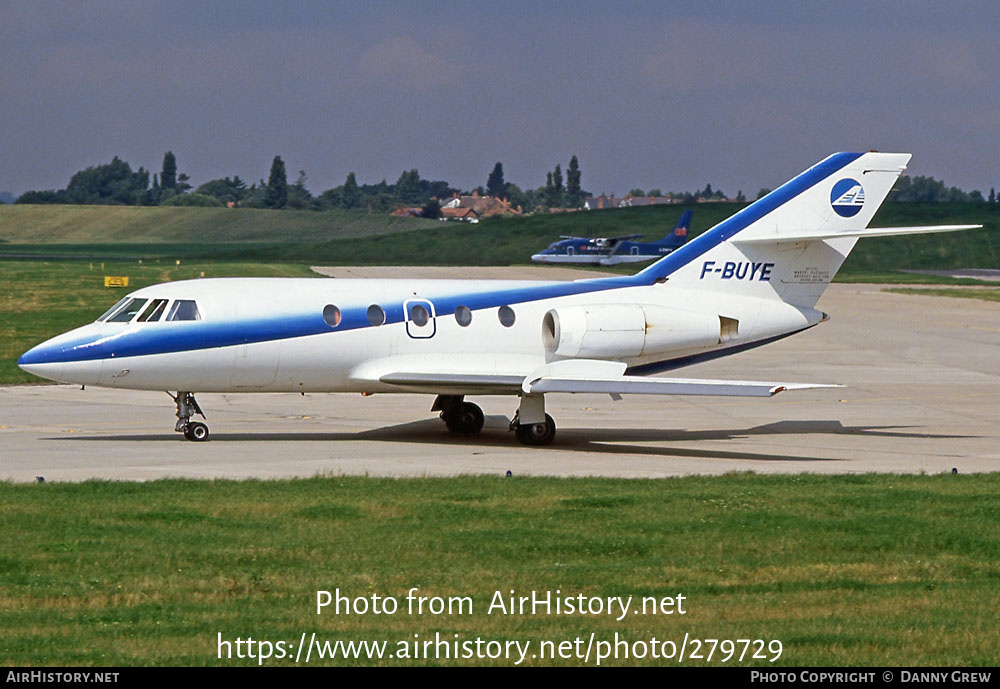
<box><xmin>18</xmin><ymin>153</ymin><xmax>979</xmax><ymax>445</ymax></box>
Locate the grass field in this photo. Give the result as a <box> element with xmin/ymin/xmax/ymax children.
<box><xmin>0</xmin><ymin>204</ymin><xmax>439</xmax><ymax>244</ymax></box>
<box><xmin>885</xmin><ymin>287</ymin><xmax>1000</xmax><ymax>302</ymax></box>
<box><xmin>1</xmin><ymin>473</ymin><xmax>996</xmax><ymax>666</ymax></box>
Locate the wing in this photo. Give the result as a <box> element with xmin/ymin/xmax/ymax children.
<box><xmin>375</xmin><ymin>358</ymin><xmax>837</xmax><ymax>398</ymax></box>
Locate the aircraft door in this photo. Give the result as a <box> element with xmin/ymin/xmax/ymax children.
<box><xmin>404</xmin><ymin>298</ymin><xmax>436</xmax><ymax>339</ymax></box>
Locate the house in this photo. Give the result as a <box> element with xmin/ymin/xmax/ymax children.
<box><xmin>440</xmin><ymin>207</ymin><xmax>479</xmax><ymax>223</ymax></box>
<box><xmin>440</xmin><ymin>190</ymin><xmax>521</xmax><ymax>218</ymax></box>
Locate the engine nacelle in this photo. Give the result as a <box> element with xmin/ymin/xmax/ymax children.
<box><xmin>542</xmin><ymin>304</ymin><xmax>727</xmax><ymax>360</ymax></box>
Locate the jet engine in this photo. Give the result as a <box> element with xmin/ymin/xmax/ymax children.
<box><xmin>541</xmin><ymin>304</ymin><xmax>731</xmax><ymax>360</ymax></box>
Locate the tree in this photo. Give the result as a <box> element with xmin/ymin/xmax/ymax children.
<box><xmin>756</xmin><ymin>188</ymin><xmax>772</xmax><ymax>200</ymax></box>
<box><xmin>195</xmin><ymin>176</ymin><xmax>248</xmax><ymax>205</ymax></box>
<box><xmin>486</xmin><ymin>162</ymin><xmax>505</xmax><ymax>198</ymax></box>
<box><xmin>736</xmin><ymin>189</ymin><xmax>746</xmax><ymax>202</ymax></box>
<box><xmin>161</xmin><ymin>152</ymin><xmax>177</xmax><ymax>191</ymax></box>
<box><xmin>287</xmin><ymin>169</ymin><xmax>313</xmax><ymax>209</ymax></box>
<box><xmin>16</xmin><ymin>189</ymin><xmax>65</xmax><ymax>204</ymax></box>
<box><xmin>989</xmin><ymin>188</ymin><xmax>996</xmax><ymax>203</ymax></box>
<box><xmin>64</xmin><ymin>156</ymin><xmax>149</xmax><ymax>205</ymax></box>
<box><xmin>629</xmin><ymin>188</ymin><xmax>646</xmax><ymax>197</ymax></box>
<box><xmin>265</xmin><ymin>156</ymin><xmax>288</xmax><ymax>209</ymax></box>
<box><xmin>552</xmin><ymin>164</ymin><xmax>563</xmax><ymax>207</ymax></box>
<box><xmin>395</xmin><ymin>169</ymin><xmax>422</xmax><ymax>205</ymax></box>
<box><xmin>421</xmin><ymin>198</ymin><xmax>442</xmax><ymax>219</ymax></box>
<box><xmin>566</xmin><ymin>155</ymin><xmax>582</xmax><ymax>207</ymax></box>
<box><xmin>342</xmin><ymin>172</ymin><xmax>360</xmax><ymax>209</ymax></box>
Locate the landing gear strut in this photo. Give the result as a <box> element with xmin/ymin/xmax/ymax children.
<box><xmin>172</xmin><ymin>391</ymin><xmax>209</xmax><ymax>442</ymax></box>
<box><xmin>433</xmin><ymin>395</ymin><xmax>484</xmax><ymax>436</ymax></box>
<box><xmin>510</xmin><ymin>394</ymin><xmax>556</xmax><ymax>446</ymax></box>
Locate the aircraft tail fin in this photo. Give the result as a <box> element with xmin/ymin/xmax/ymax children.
<box><xmin>630</xmin><ymin>152</ymin><xmax>976</xmax><ymax>308</ymax></box>
<box><xmin>653</xmin><ymin>209</ymin><xmax>692</xmax><ymax>249</ymax></box>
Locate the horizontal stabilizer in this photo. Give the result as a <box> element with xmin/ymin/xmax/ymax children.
<box><xmin>525</xmin><ymin>375</ymin><xmax>840</xmax><ymax>398</ymax></box>
<box><xmin>732</xmin><ymin>224</ymin><xmax>981</xmax><ymax>246</ymax></box>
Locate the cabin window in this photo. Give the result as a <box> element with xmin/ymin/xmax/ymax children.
<box><xmin>167</xmin><ymin>300</ymin><xmax>202</xmax><ymax>322</ymax></box>
<box><xmin>106</xmin><ymin>298</ymin><xmax>148</xmax><ymax>323</ymax></box>
<box><xmin>323</xmin><ymin>304</ymin><xmax>342</xmax><ymax>327</ymax></box>
<box><xmin>137</xmin><ymin>298</ymin><xmax>168</xmax><ymax>322</ymax></box>
<box><xmin>498</xmin><ymin>305</ymin><xmax>516</xmax><ymax>327</ymax></box>
<box><xmin>367</xmin><ymin>304</ymin><xmax>386</xmax><ymax>326</ymax></box>
<box><xmin>455</xmin><ymin>305</ymin><xmax>472</xmax><ymax>327</ymax></box>
<box><xmin>410</xmin><ymin>304</ymin><xmax>430</xmax><ymax>327</ymax></box>
<box><xmin>97</xmin><ymin>297</ymin><xmax>130</xmax><ymax>322</ymax></box>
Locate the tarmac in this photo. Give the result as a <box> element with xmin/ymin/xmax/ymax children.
<box><xmin>3</xmin><ymin>269</ymin><xmax>999</xmax><ymax>482</ymax></box>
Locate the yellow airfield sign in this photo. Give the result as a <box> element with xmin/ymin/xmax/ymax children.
<box><xmin>104</xmin><ymin>276</ymin><xmax>130</xmax><ymax>288</ymax></box>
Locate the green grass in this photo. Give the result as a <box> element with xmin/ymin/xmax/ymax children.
<box><xmin>0</xmin><ymin>260</ymin><xmax>316</xmax><ymax>383</ymax></box>
<box><xmin>884</xmin><ymin>287</ymin><xmax>1000</xmax><ymax>302</ymax></box>
<box><xmin>1</xmin><ymin>474</ymin><xmax>997</xmax><ymax>666</ymax></box>
<box><xmin>0</xmin><ymin>204</ymin><xmax>439</xmax><ymax>244</ymax></box>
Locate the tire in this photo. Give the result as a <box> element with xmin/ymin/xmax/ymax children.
<box><xmin>515</xmin><ymin>414</ymin><xmax>556</xmax><ymax>446</ymax></box>
<box><xmin>445</xmin><ymin>402</ymin><xmax>484</xmax><ymax>435</ymax></box>
<box><xmin>185</xmin><ymin>422</ymin><xmax>210</xmax><ymax>442</ymax></box>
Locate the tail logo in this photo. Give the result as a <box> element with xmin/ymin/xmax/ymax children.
<box><xmin>830</xmin><ymin>178</ymin><xmax>865</xmax><ymax>217</ymax></box>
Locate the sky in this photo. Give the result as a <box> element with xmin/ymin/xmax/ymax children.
<box><xmin>2</xmin><ymin>0</ymin><xmax>998</xmax><ymax>199</ymax></box>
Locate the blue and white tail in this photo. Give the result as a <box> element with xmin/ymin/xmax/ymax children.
<box><xmin>654</xmin><ymin>209</ymin><xmax>692</xmax><ymax>250</ymax></box>
<box><xmin>635</xmin><ymin>152</ymin><xmax>978</xmax><ymax>308</ymax></box>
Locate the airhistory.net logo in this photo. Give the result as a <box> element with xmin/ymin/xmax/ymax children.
<box><xmin>830</xmin><ymin>178</ymin><xmax>865</xmax><ymax>217</ymax></box>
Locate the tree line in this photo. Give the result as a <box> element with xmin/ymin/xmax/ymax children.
<box><xmin>13</xmin><ymin>153</ymin><xmax>589</xmax><ymax>213</ymax></box>
<box><xmin>13</xmin><ymin>152</ymin><xmax>996</xmax><ymax>210</ymax></box>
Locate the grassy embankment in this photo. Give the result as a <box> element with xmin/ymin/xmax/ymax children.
<box><xmin>1</xmin><ymin>473</ymin><xmax>997</xmax><ymax>666</ymax></box>
<box><xmin>1</xmin><ymin>202</ymin><xmax>997</xmax><ymax>277</ymax></box>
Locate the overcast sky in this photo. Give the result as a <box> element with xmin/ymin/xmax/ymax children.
<box><xmin>2</xmin><ymin>1</ymin><xmax>998</xmax><ymax>199</ymax></box>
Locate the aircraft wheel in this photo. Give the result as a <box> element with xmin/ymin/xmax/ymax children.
<box><xmin>184</xmin><ymin>422</ymin><xmax>210</xmax><ymax>442</ymax></box>
<box><xmin>515</xmin><ymin>414</ymin><xmax>556</xmax><ymax>446</ymax></box>
<box><xmin>444</xmin><ymin>402</ymin><xmax>484</xmax><ymax>435</ymax></box>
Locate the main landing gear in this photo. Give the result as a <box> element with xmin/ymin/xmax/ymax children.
<box><xmin>433</xmin><ymin>395</ymin><xmax>485</xmax><ymax>436</ymax></box>
<box><xmin>510</xmin><ymin>393</ymin><xmax>556</xmax><ymax>446</ymax></box>
<box><xmin>434</xmin><ymin>394</ymin><xmax>557</xmax><ymax>446</ymax></box>
<box><xmin>172</xmin><ymin>391</ymin><xmax>209</xmax><ymax>442</ymax></box>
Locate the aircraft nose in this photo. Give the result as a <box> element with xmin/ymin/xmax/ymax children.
<box><xmin>18</xmin><ymin>343</ymin><xmax>67</xmax><ymax>382</ymax></box>
<box><xmin>18</xmin><ymin>325</ymin><xmax>107</xmax><ymax>385</ymax></box>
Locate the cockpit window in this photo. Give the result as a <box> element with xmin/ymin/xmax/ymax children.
<box><xmin>105</xmin><ymin>298</ymin><xmax>148</xmax><ymax>323</ymax></box>
<box><xmin>97</xmin><ymin>297</ymin><xmax>130</xmax><ymax>322</ymax></box>
<box><xmin>137</xmin><ymin>299</ymin><xmax>169</xmax><ymax>322</ymax></box>
<box><xmin>166</xmin><ymin>300</ymin><xmax>201</xmax><ymax>321</ymax></box>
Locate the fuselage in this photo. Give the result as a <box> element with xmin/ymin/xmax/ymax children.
<box><xmin>531</xmin><ymin>238</ymin><xmax>679</xmax><ymax>265</ymax></box>
<box><xmin>17</xmin><ymin>274</ymin><xmax>822</xmax><ymax>395</ymax></box>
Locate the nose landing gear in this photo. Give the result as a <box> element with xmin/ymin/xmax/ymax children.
<box><xmin>171</xmin><ymin>392</ymin><xmax>209</xmax><ymax>441</ymax></box>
